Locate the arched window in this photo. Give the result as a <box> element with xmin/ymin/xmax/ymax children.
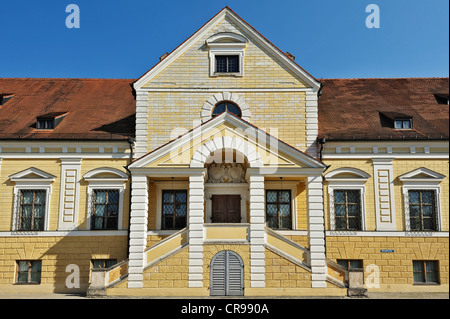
<box><xmin>212</xmin><ymin>101</ymin><xmax>242</xmax><ymax>118</ymax></box>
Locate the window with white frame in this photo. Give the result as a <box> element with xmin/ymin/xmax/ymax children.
<box><xmin>324</xmin><ymin>168</ymin><xmax>370</xmax><ymax>232</ymax></box>
<box><xmin>9</xmin><ymin>167</ymin><xmax>55</xmax><ymax>232</ymax></box>
<box><xmin>399</xmin><ymin>167</ymin><xmax>445</xmax><ymax>232</ymax></box>
<box><xmin>206</xmin><ymin>32</ymin><xmax>247</xmax><ymax>77</ymax></box>
<box><xmin>83</xmin><ymin>168</ymin><xmax>128</xmax><ymax>231</ymax></box>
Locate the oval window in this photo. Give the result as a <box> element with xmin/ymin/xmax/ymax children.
<box><xmin>212</xmin><ymin>102</ymin><xmax>242</xmax><ymax>118</ymax></box>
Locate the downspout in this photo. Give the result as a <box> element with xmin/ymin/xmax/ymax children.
<box><xmin>124</xmin><ymin>137</ymin><xmax>135</xmax><ymax>258</ymax></box>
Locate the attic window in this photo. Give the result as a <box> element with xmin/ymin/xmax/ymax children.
<box><xmin>206</xmin><ymin>32</ymin><xmax>247</xmax><ymax>77</ymax></box>
<box><xmin>36</xmin><ymin>112</ymin><xmax>68</xmax><ymax>130</ymax></box>
<box><xmin>0</xmin><ymin>94</ymin><xmax>14</xmax><ymax>106</ymax></box>
<box><xmin>434</xmin><ymin>93</ymin><xmax>449</xmax><ymax>105</ymax></box>
<box><xmin>394</xmin><ymin>119</ymin><xmax>412</xmax><ymax>130</ymax></box>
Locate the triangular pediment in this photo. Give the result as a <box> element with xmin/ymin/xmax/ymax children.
<box><xmin>399</xmin><ymin>167</ymin><xmax>445</xmax><ymax>182</ymax></box>
<box><xmin>9</xmin><ymin>167</ymin><xmax>56</xmax><ymax>182</ymax></box>
<box><xmin>133</xmin><ymin>7</ymin><xmax>320</xmax><ymax>90</ymax></box>
<box><xmin>129</xmin><ymin>112</ymin><xmax>325</xmax><ymax>170</ymax></box>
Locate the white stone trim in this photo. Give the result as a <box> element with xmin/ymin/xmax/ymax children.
<box><xmin>188</xmin><ymin>173</ymin><xmax>205</xmax><ymax>288</ymax></box>
<box><xmin>85</xmin><ymin>182</ymin><xmax>126</xmax><ymax>231</ymax></box>
<box><xmin>306</xmin><ymin>175</ymin><xmax>326</xmax><ymax>288</ymax></box>
<box><xmin>201</xmin><ymin>92</ymin><xmax>250</xmax><ymax>123</ymax></box>
<box><xmin>190</xmin><ymin>136</ymin><xmax>262</xmax><ymax>168</ymax></box>
<box><xmin>305</xmin><ymin>91</ymin><xmax>319</xmax><ymax>158</ymax></box>
<box><xmin>206</xmin><ymin>33</ymin><xmax>247</xmax><ymax>77</ymax></box>
<box><xmin>372</xmin><ymin>159</ymin><xmax>396</xmax><ymax>231</ymax></box>
<box><xmin>127</xmin><ymin>175</ymin><xmax>149</xmax><ymax>288</ymax></box>
<box><xmin>58</xmin><ymin>158</ymin><xmax>82</xmax><ymax>230</ymax></box>
<box><xmin>11</xmin><ymin>178</ymin><xmax>54</xmax><ymax>232</ymax></box>
<box><xmin>399</xmin><ymin>167</ymin><xmax>445</xmax><ymax>232</ymax></box>
<box><xmin>249</xmin><ymin>174</ymin><xmax>265</xmax><ymax>288</ymax></box>
<box><xmin>134</xmin><ymin>91</ymin><xmax>149</xmax><ymax>159</ymax></box>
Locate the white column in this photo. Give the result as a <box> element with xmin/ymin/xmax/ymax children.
<box><xmin>188</xmin><ymin>173</ymin><xmax>205</xmax><ymax>288</ymax></box>
<box><xmin>249</xmin><ymin>174</ymin><xmax>265</xmax><ymax>288</ymax></box>
<box><xmin>307</xmin><ymin>175</ymin><xmax>327</xmax><ymax>288</ymax></box>
<box><xmin>127</xmin><ymin>174</ymin><xmax>148</xmax><ymax>288</ymax></box>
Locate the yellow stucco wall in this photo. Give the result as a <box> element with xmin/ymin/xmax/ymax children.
<box><xmin>323</xmin><ymin>158</ymin><xmax>449</xmax><ymax>232</ymax></box>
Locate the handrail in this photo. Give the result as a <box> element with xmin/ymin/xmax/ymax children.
<box><xmin>265</xmin><ymin>226</ymin><xmax>310</xmax><ymax>265</ymax></box>
<box><xmin>145</xmin><ymin>227</ymin><xmax>188</xmax><ymax>267</ymax></box>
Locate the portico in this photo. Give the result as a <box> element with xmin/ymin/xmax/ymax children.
<box><xmin>125</xmin><ymin>112</ymin><xmax>328</xmax><ymax>291</ymax></box>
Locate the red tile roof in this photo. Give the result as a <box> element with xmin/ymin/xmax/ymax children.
<box><xmin>0</xmin><ymin>77</ymin><xmax>448</xmax><ymax>142</ymax></box>
<box><xmin>318</xmin><ymin>77</ymin><xmax>449</xmax><ymax>141</ymax></box>
<box><xmin>0</xmin><ymin>78</ymin><xmax>136</xmax><ymax>140</ymax></box>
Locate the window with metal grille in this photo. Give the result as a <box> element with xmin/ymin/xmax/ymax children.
<box><xmin>162</xmin><ymin>190</ymin><xmax>187</xmax><ymax>230</ymax></box>
<box><xmin>16</xmin><ymin>260</ymin><xmax>42</xmax><ymax>284</ymax></box>
<box><xmin>266</xmin><ymin>190</ymin><xmax>292</xmax><ymax>230</ymax></box>
<box><xmin>334</xmin><ymin>190</ymin><xmax>362</xmax><ymax>231</ymax></box>
<box><xmin>91</xmin><ymin>259</ymin><xmax>117</xmax><ymax>269</ymax></box>
<box><xmin>413</xmin><ymin>260</ymin><xmax>439</xmax><ymax>284</ymax></box>
<box><xmin>18</xmin><ymin>190</ymin><xmax>46</xmax><ymax>231</ymax></box>
<box><xmin>91</xmin><ymin>189</ymin><xmax>119</xmax><ymax>230</ymax></box>
<box><xmin>215</xmin><ymin>55</ymin><xmax>239</xmax><ymax>73</ymax></box>
<box><xmin>212</xmin><ymin>101</ymin><xmax>242</xmax><ymax>118</ymax></box>
<box><xmin>408</xmin><ymin>190</ymin><xmax>437</xmax><ymax>231</ymax></box>
<box><xmin>337</xmin><ymin>259</ymin><xmax>363</xmax><ymax>270</ymax></box>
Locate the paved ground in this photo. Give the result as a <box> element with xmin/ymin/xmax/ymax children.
<box><xmin>0</xmin><ymin>292</ymin><xmax>448</xmax><ymax>299</ymax></box>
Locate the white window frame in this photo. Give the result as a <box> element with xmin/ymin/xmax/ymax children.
<box><xmin>206</xmin><ymin>33</ymin><xmax>247</xmax><ymax>77</ymax></box>
<box><xmin>325</xmin><ymin>168</ymin><xmax>370</xmax><ymax>232</ymax></box>
<box><xmin>399</xmin><ymin>168</ymin><xmax>445</xmax><ymax>232</ymax></box>
<box><xmin>84</xmin><ymin>168</ymin><xmax>128</xmax><ymax>231</ymax></box>
<box><xmin>10</xmin><ymin>168</ymin><xmax>55</xmax><ymax>232</ymax></box>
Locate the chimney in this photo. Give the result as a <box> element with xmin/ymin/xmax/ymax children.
<box><xmin>159</xmin><ymin>52</ymin><xmax>169</xmax><ymax>61</ymax></box>
<box><xmin>285</xmin><ymin>52</ymin><xmax>295</xmax><ymax>61</ymax></box>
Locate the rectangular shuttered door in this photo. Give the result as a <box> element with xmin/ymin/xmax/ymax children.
<box><xmin>210</xmin><ymin>252</ymin><xmax>226</xmax><ymax>296</ymax></box>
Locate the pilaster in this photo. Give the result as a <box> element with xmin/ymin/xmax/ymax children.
<box><xmin>127</xmin><ymin>174</ymin><xmax>149</xmax><ymax>288</ymax></box>
<box><xmin>249</xmin><ymin>174</ymin><xmax>265</xmax><ymax>288</ymax></box>
<box><xmin>188</xmin><ymin>173</ymin><xmax>205</xmax><ymax>288</ymax></box>
<box><xmin>307</xmin><ymin>175</ymin><xmax>327</xmax><ymax>288</ymax></box>
<box><xmin>57</xmin><ymin>158</ymin><xmax>81</xmax><ymax>230</ymax></box>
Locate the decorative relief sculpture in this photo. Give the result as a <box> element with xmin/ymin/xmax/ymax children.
<box><xmin>207</xmin><ymin>163</ymin><xmax>246</xmax><ymax>183</ymax></box>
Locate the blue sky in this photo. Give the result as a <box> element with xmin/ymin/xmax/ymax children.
<box><xmin>0</xmin><ymin>0</ymin><xmax>448</xmax><ymax>79</ymax></box>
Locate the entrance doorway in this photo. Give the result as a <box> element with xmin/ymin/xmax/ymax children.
<box><xmin>211</xmin><ymin>195</ymin><xmax>241</xmax><ymax>223</ymax></box>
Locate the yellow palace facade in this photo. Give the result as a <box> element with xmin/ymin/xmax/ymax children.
<box><xmin>0</xmin><ymin>7</ymin><xmax>448</xmax><ymax>297</ymax></box>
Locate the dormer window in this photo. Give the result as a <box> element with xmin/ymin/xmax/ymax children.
<box><xmin>36</xmin><ymin>112</ymin><xmax>67</xmax><ymax>130</ymax></box>
<box><xmin>206</xmin><ymin>32</ymin><xmax>248</xmax><ymax>77</ymax></box>
<box><xmin>0</xmin><ymin>93</ymin><xmax>14</xmax><ymax>106</ymax></box>
<box><xmin>394</xmin><ymin>119</ymin><xmax>412</xmax><ymax>130</ymax></box>
<box><xmin>379</xmin><ymin>112</ymin><xmax>413</xmax><ymax>130</ymax></box>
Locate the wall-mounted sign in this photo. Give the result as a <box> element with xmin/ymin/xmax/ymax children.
<box><xmin>380</xmin><ymin>249</ymin><xmax>394</xmax><ymax>253</ymax></box>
